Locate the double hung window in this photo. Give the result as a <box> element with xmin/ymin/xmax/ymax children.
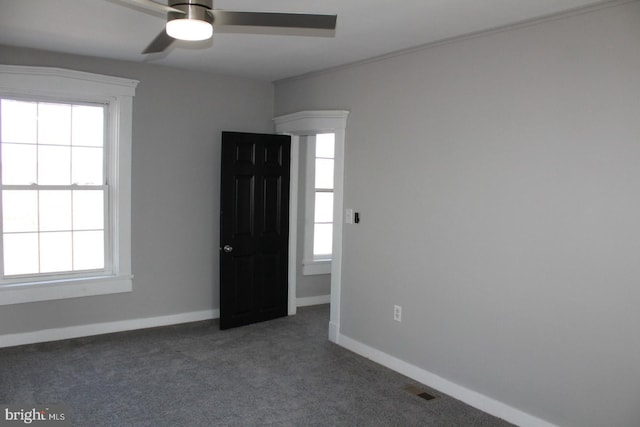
<box><xmin>1</xmin><ymin>99</ymin><xmax>107</xmax><ymax>277</ymax></box>
<box><xmin>0</xmin><ymin>65</ymin><xmax>136</xmax><ymax>305</ymax></box>
<box><xmin>303</xmin><ymin>133</ymin><xmax>335</xmax><ymax>275</ymax></box>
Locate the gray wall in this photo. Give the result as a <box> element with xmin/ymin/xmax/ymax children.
<box><xmin>275</xmin><ymin>2</ymin><xmax>640</xmax><ymax>427</ymax></box>
<box><xmin>296</xmin><ymin>139</ymin><xmax>331</xmax><ymax>299</ymax></box>
<box><xmin>0</xmin><ymin>45</ymin><xmax>274</xmax><ymax>335</ymax></box>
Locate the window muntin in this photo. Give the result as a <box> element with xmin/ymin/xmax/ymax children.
<box><xmin>0</xmin><ymin>98</ymin><xmax>108</xmax><ymax>280</ymax></box>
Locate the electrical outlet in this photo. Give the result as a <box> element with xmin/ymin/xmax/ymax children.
<box><xmin>394</xmin><ymin>305</ymin><xmax>402</xmax><ymax>322</ymax></box>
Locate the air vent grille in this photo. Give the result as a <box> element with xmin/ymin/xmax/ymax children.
<box><xmin>404</xmin><ymin>384</ymin><xmax>436</xmax><ymax>401</ymax></box>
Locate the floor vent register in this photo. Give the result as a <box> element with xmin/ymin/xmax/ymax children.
<box><xmin>404</xmin><ymin>384</ymin><xmax>436</xmax><ymax>401</ymax></box>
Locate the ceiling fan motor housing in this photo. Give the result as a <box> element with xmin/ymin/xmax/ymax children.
<box><xmin>168</xmin><ymin>0</ymin><xmax>213</xmax><ymax>25</ymax></box>
<box><xmin>139</xmin><ymin>0</ymin><xmax>337</xmax><ymax>53</ymax></box>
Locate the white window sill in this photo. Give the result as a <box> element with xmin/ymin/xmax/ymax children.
<box><xmin>0</xmin><ymin>275</ymin><xmax>133</xmax><ymax>306</ymax></box>
<box><xmin>303</xmin><ymin>260</ymin><xmax>332</xmax><ymax>276</ymax></box>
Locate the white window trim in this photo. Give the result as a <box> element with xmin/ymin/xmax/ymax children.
<box><xmin>302</xmin><ymin>135</ymin><xmax>332</xmax><ymax>275</ymax></box>
<box><xmin>0</xmin><ymin>65</ymin><xmax>138</xmax><ymax>306</ymax></box>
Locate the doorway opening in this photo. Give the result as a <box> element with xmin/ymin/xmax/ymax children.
<box><xmin>274</xmin><ymin>110</ymin><xmax>349</xmax><ymax>343</ymax></box>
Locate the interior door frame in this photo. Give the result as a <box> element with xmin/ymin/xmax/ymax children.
<box><xmin>274</xmin><ymin>110</ymin><xmax>349</xmax><ymax>343</ymax></box>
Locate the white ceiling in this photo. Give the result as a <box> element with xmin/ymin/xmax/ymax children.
<box><xmin>0</xmin><ymin>0</ymin><xmax>610</xmax><ymax>81</ymax></box>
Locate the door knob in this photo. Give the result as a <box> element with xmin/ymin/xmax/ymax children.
<box><xmin>223</xmin><ymin>245</ymin><xmax>233</xmax><ymax>253</ymax></box>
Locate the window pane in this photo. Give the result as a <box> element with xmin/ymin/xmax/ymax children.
<box><xmin>1</xmin><ymin>98</ymin><xmax>111</xmax><ymax>278</ymax></box>
<box><xmin>315</xmin><ymin>192</ymin><xmax>333</xmax><ymax>223</ymax></box>
<box><xmin>2</xmin><ymin>143</ymin><xmax>37</xmax><ymax>185</ymax></box>
<box><xmin>38</xmin><ymin>103</ymin><xmax>71</xmax><ymax>145</ymax></box>
<box><xmin>2</xmin><ymin>190</ymin><xmax>38</xmax><ymax>232</ymax></box>
<box><xmin>315</xmin><ymin>159</ymin><xmax>334</xmax><ymax>190</ymax></box>
<box><xmin>72</xmin><ymin>105</ymin><xmax>104</xmax><ymax>147</ymax></box>
<box><xmin>39</xmin><ymin>190</ymin><xmax>72</xmax><ymax>232</ymax></box>
<box><xmin>0</xmin><ymin>99</ymin><xmax>37</xmax><ymax>144</ymax></box>
<box><xmin>73</xmin><ymin>230</ymin><xmax>104</xmax><ymax>270</ymax></box>
<box><xmin>3</xmin><ymin>233</ymin><xmax>39</xmax><ymax>275</ymax></box>
<box><xmin>40</xmin><ymin>232</ymin><xmax>72</xmax><ymax>273</ymax></box>
<box><xmin>313</xmin><ymin>223</ymin><xmax>333</xmax><ymax>256</ymax></box>
<box><xmin>38</xmin><ymin>145</ymin><xmax>71</xmax><ymax>185</ymax></box>
<box><xmin>73</xmin><ymin>190</ymin><xmax>104</xmax><ymax>230</ymax></box>
<box><xmin>316</xmin><ymin>133</ymin><xmax>335</xmax><ymax>158</ymax></box>
<box><xmin>72</xmin><ymin>147</ymin><xmax>103</xmax><ymax>184</ymax></box>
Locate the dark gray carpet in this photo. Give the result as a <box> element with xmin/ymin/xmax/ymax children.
<box><xmin>0</xmin><ymin>305</ymin><xmax>513</xmax><ymax>426</ymax></box>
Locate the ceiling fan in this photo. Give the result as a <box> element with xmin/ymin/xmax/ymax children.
<box><xmin>118</xmin><ymin>0</ymin><xmax>338</xmax><ymax>54</ymax></box>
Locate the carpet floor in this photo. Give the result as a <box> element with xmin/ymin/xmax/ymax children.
<box><xmin>0</xmin><ymin>304</ymin><xmax>513</xmax><ymax>426</ymax></box>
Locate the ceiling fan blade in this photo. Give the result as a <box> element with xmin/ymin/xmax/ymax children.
<box><xmin>210</xmin><ymin>11</ymin><xmax>337</xmax><ymax>30</ymax></box>
<box><xmin>142</xmin><ymin>30</ymin><xmax>175</xmax><ymax>54</ymax></box>
<box><xmin>118</xmin><ymin>0</ymin><xmax>184</xmax><ymax>14</ymax></box>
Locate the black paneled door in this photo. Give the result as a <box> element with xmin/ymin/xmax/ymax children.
<box><xmin>219</xmin><ymin>131</ymin><xmax>291</xmax><ymax>329</ymax></box>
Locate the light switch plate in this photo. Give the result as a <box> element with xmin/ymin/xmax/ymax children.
<box><xmin>345</xmin><ymin>208</ymin><xmax>354</xmax><ymax>224</ymax></box>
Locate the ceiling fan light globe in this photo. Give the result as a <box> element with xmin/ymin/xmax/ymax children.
<box><xmin>166</xmin><ymin>19</ymin><xmax>213</xmax><ymax>41</ymax></box>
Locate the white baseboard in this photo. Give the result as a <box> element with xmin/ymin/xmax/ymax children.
<box><xmin>0</xmin><ymin>309</ymin><xmax>219</xmax><ymax>349</ymax></box>
<box><xmin>296</xmin><ymin>294</ymin><xmax>330</xmax><ymax>307</ymax></box>
<box><xmin>337</xmin><ymin>333</ymin><xmax>558</xmax><ymax>427</ymax></box>
<box><xmin>0</xmin><ymin>306</ymin><xmax>554</xmax><ymax>426</ymax></box>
